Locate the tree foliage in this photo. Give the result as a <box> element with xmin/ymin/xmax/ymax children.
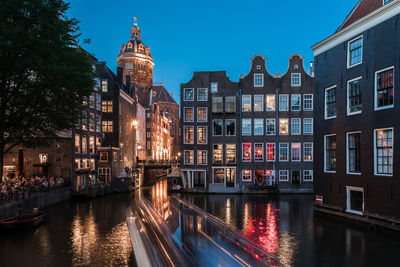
<box><xmin>0</xmin><ymin>0</ymin><xmax>95</xmax><ymax>176</ymax></box>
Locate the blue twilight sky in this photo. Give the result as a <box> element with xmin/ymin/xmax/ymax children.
<box><xmin>66</xmin><ymin>0</ymin><xmax>358</xmax><ymax>102</ymax></box>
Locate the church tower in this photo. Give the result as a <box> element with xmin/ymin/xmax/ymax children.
<box><xmin>117</xmin><ymin>17</ymin><xmax>154</xmax><ymax>89</ymax></box>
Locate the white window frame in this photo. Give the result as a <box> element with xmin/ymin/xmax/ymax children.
<box><xmin>254</xmin><ymin>74</ymin><xmax>264</xmax><ymax>87</ymax></box>
<box><xmin>291</xmin><ymin>143</ymin><xmax>301</xmax><ymax>162</ymax></box>
<box><xmin>213</xmin><ymin>144</ymin><xmax>223</xmax><ymax>164</ymax></box>
<box><xmin>266</xmin><ymin>94</ymin><xmax>276</xmax><ymax>111</ymax></box>
<box><xmin>325</xmin><ymin>85</ymin><xmax>337</xmax><ymax>120</ymax></box>
<box><xmin>347</xmin><ymin>76</ymin><xmax>362</xmax><ymax>116</ymax></box>
<box><xmin>197</xmin><ymin>88</ymin><xmax>208</xmax><ymax>101</ymax></box>
<box><xmin>279</xmin><ymin>94</ymin><xmax>289</xmax><ymax>111</ymax></box>
<box><xmin>303</xmin><ymin>142</ymin><xmax>313</xmax><ymax>162</ymax></box>
<box><xmin>266</xmin><ymin>143</ymin><xmax>276</xmax><ymax>162</ymax></box>
<box><xmin>373</xmin><ymin>127</ymin><xmax>394</xmax><ymax>177</ymax></box>
<box><xmin>212</xmin><ymin>119</ymin><xmax>223</xmax><ymax>136</ymax></box>
<box><xmin>291</xmin><ymin>118</ymin><xmax>301</xmax><ymax>135</ymax></box>
<box><xmin>242</xmin><ymin>95</ymin><xmax>252</xmax><ymax>112</ymax></box>
<box><xmin>242</xmin><ymin>170</ymin><xmax>252</xmax><ymax>182</ymax></box>
<box><xmin>225</xmin><ymin>119</ymin><xmax>236</xmax><ymax>136</ymax></box>
<box><xmin>197</xmin><ymin>107</ymin><xmax>208</xmax><ymax>122</ymax></box>
<box><xmin>183</xmin><ymin>126</ymin><xmax>194</xmax><ymax>144</ymax></box>
<box><xmin>291</xmin><ymin>94</ymin><xmax>301</xmax><ymax>111</ymax></box>
<box><xmin>374</xmin><ymin>66</ymin><xmax>395</xmax><ymax>111</ymax></box>
<box><xmin>279</xmin><ymin>170</ymin><xmax>289</xmax><ymax>182</ymax></box>
<box><xmin>254</xmin><ymin>94</ymin><xmax>264</xmax><ymax>111</ymax></box>
<box><xmin>279</xmin><ymin>143</ymin><xmax>289</xmax><ymax>162</ymax></box>
<box><xmin>279</xmin><ymin>118</ymin><xmax>289</xmax><ymax>135</ymax></box>
<box><xmin>266</xmin><ymin>119</ymin><xmax>276</xmax><ymax>136</ymax></box>
<box><xmin>346</xmin><ymin>131</ymin><xmax>362</xmax><ymax>175</ymax></box>
<box><xmin>183</xmin><ymin>107</ymin><xmax>194</xmax><ymax>122</ymax></box>
<box><xmin>184</xmin><ymin>88</ymin><xmax>194</xmax><ymax>101</ymax></box>
<box><xmin>254</xmin><ymin>142</ymin><xmax>264</xmax><ymax>162</ymax></box>
<box><xmin>226</xmin><ymin>144</ymin><xmax>236</xmax><ymax>164</ymax></box>
<box><xmin>291</xmin><ymin>73</ymin><xmax>301</xmax><ymax>87</ymax></box>
<box><xmin>303</xmin><ymin>170</ymin><xmax>313</xmax><ymax>182</ymax></box>
<box><xmin>184</xmin><ymin>150</ymin><xmax>194</xmax><ymax>165</ymax></box>
<box><xmin>210</xmin><ymin>82</ymin><xmax>218</xmax><ymax>93</ymax></box>
<box><xmin>212</xmin><ymin>167</ymin><xmax>225</xmax><ymax>184</ymax></box>
<box><xmin>242</xmin><ymin>143</ymin><xmax>252</xmax><ymax>162</ymax></box>
<box><xmin>253</xmin><ymin>118</ymin><xmax>264</xmax><ymax>136</ymax></box>
<box><xmin>242</xmin><ymin>118</ymin><xmax>252</xmax><ymax>136</ymax></box>
<box><xmin>303</xmin><ymin>118</ymin><xmax>313</xmax><ymax>135</ymax></box>
<box><xmin>303</xmin><ymin>94</ymin><xmax>313</xmax><ymax>111</ymax></box>
<box><xmin>197</xmin><ymin>126</ymin><xmax>208</xmax><ymax>145</ymax></box>
<box><xmin>197</xmin><ymin>150</ymin><xmax>208</xmax><ymax>165</ymax></box>
<box><xmin>346</xmin><ymin>186</ymin><xmax>364</xmax><ymax>215</ymax></box>
<box><xmin>347</xmin><ymin>35</ymin><xmax>363</xmax><ymax>69</ymax></box>
<box><xmin>324</xmin><ymin>134</ymin><xmax>337</xmax><ymax>173</ymax></box>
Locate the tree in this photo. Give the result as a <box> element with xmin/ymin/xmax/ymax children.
<box><xmin>0</xmin><ymin>0</ymin><xmax>95</xmax><ymax>178</ymax></box>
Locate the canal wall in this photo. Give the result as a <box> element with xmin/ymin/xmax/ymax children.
<box><xmin>0</xmin><ymin>187</ymin><xmax>71</xmax><ymax>219</ymax></box>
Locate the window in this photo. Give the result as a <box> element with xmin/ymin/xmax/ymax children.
<box><xmin>291</xmin><ymin>73</ymin><xmax>301</xmax><ymax>86</ymax></box>
<box><xmin>184</xmin><ymin>88</ymin><xmax>194</xmax><ymax>101</ymax></box>
<box><xmin>212</xmin><ymin>120</ymin><xmax>223</xmax><ymax>136</ymax></box>
<box><xmin>279</xmin><ymin>95</ymin><xmax>289</xmax><ymax>111</ymax></box>
<box><xmin>347</xmin><ymin>132</ymin><xmax>361</xmax><ymax>174</ymax></box>
<box><xmin>82</xmin><ymin>112</ymin><xmax>88</xmax><ymax>130</ymax></box>
<box><xmin>96</xmin><ymin>94</ymin><xmax>101</xmax><ymax>111</ymax></box>
<box><xmin>96</xmin><ymin>115</ymin><xmax>101</xmax><ymax>133</ymax></box>
<box><xmin>348</xmin><ymin>36</ymin><xmax>363</xmax><ymax>67</ymax></box>
<box><xmin>100</xmin><ymin>152</ymin><xmax>108</xmax><ymax>162</ymax></box>
<box><xmin>254</xmin><ymin>119</ymin><xmax>263</xmax><ymax>135</ymax></box>
<box><xmin>242</xmin><ymin>143</ymin><xmax>251</xmax><ymax>162</ymax></box>
<box><xmin>193</xmin><ymin>171</ymin><xmax>206</xmax><ymax>187</ymax></box>
<box><xmin>325</xmin><ymin>135</ymin><xmax>337</xmax><ymax>172</ymax></box>
<box><xmin>375</xmin><ymin>67</ymin><xmax>394</xmax><ymax>110</ymax></box>
<box><xmin>291</xmin><ymin>143</ymin><xmax>301</xmax><ymax>161</ymax></box>
<box><xmin>346</xmin><ymin>186</ymin><xmax>364</xmax><ymax>215</ymax></box>
<box><xmin>102</xmin><ymin>121</ymin><xmax>113</xmax><ymax>133</ymax></box>
<box><xmin>225</xmin><ymin>120</ymin><xmax>236</xmax><ymax>136</ymax></box>
<box><xmin>184</xmin><ymin>150</ymin><xmax>194</xmax><ymax>165</ymax></box>
<box><xmin>212</xmin><ymin>97</ymin><xmax>223</xmax><ymax>113</ymax></box>
<box><xmin>213</xmin><ymin>168</ymin><xmax>225</xmax><ymax>184</ymax></box>
<box><xmin>226</xmin><ymin>144</ymin><xmax>236</xmax><ymax>164</ymax></box>
<box><xmin>254</xmin><ymin>95</ymin><xmax>264</xmax><ymax>111</ymax></box>
<box><xmin>197</xmin><ymin>126</ymin><xmax>207</xmax><ymax>144</ymax></box>
<box><xmin>197</xmin><ymin>107</ymin><xmax>207</xmax><ymax>122</ymax></box>
<box><xmin>184</xmin><ymin>108</ymin><xmax>194</xmax><ymax>122</ymax></box>
<box><xmin>242</xmin><ymin>119</ymin><xmax>251</xmax><ymax>136</ymax></box>
<box><xmin>303</xmin><ymin>170</ymin><xmax>313</xmax><ymax>182</ymax></box>
<box><xmin>266</xmin><ymin>95</ymin><xmax>275</xmax><ymax>111</ymax></box>
<box><xmin>242</xmin><ymin>170</ymin><xmax>252</xmax><ymax>182</ymax></box>
<box><xmin>291</xmin><ymin>118</ymin><xmax>301</xmax><ymax>135</ymax></box>
<box><xmin>374</xmin><ymin>128</ymin><xmax>393</xmax><ymax>176</ymax></box>
<box><xmin>89</xmin><ymin>136</ymin><xmax>95</xmax><ymax>154</ymax></box>
<box><xmin>279</xmin><ymin>119</ymin><xmax>289</xmax><ymax>135</ymax></box>
<box><xmin>347</xmin><ymin>77</ymin><xmax>362</xmax><ymax>114</ymax></box>
<box><xmin>303</xmin><ymin>118</ymin><xmax>313</xmax><ymax>135</ymax></box>
<box><xmin>254</xmin><ymin>74</ymin><xmax>264</xmax><ymax>87</ymax></box>
<box><xmin>75</xmin><ymin>134</ymin><xmax>80</xmax><ymax>153</ymax></box>
<box><xmin>257</xmin><ymin>65</ymin><xmax>261</xmax><ymax>70</ymax></box>
<box><xmin>254</xmin><ymin>143</ymin><xmax>264</xmax><ymax>162</ymax></box>
<box><xmin>89</xmin><ymin>113</ymin><xmax>95</xmax><ymax>131</ymax></box>
<box><xmin>266</xmin><ymin>119</ymin><xmax>276</xmax><ymax>135</ymax></box>
<box><xmin>242</xmin><ymin>95</ymin><xmax>252</xmax><ymax>112</ymax></box>
<box><xmin>266</xmin><ymin>143</ymin><xmax>275</xmax><ymax>162</ymax></box>
<box><xmin>225</xmin><ymin>96</ymin><xmax>236</xmax><ymax>113</ymax></box>
<box><xmin>303</xmin><ymin>94</ymin><xmax>313</xmax><ymax>111</ymax></box>
<box><xmin>325</xmin><ymin>86</ymin><xmax>337</xmax><ymax>119</ymax></box>
<box><xmin>304</xmin><ymin>143</ymin><xmax>313</xmax><ymax>162</ymax></box>
<box><xmin>81</xmin><ymin>136</ymin><xmax>87</xmax><ymax>153</ymax></box>
<box><xmin>211</xmin><ymin>82</ymin><xmax>218</xmax><ymax>93</ymax></box>
<box><xmin>254</xmin><ymin>170</ymin><xmax>264</xmax><ymax>185</ymax></box>
<box><xmin>213</xmin><ymin>144</ymin><xmax>223</xmax><ymax>164</ymax></box>
<box><xmin>279</xmin><ymin>143</ymin><xmax>289</xmax><ymax>161</ymax></box>
<box><xmin>184</xmin><ymin>126</ymin><xmax>194</xmax><ymax>144</ymax></box>
<box><xmin>102</xmin><ymin>100</ymin><xmax>112</xmax><ymax>113</ymax></box>
<box><xmin>197</xmin><ymin>88</ymin><xmax>208</xmax><ymax>101</ymax></box>
<box><xmin>101</xmin><ymin>80</ymin><xmax>108</xmax><ymax>92</ymax></box>
<box><xmin>291</xmin><ymin>94</ymin><xmax>301</xmax><ymax>111</ymax></box>
<box><xmin>197</xmin><ymin>151</ymin><xmax>207</xmax><ymax>165</ymax></box>
<box><xmin>279</xmin><ymin>170</ymin><xmax>289</xmax><ymax>182</ymax></box>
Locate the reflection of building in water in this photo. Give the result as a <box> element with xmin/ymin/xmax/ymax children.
<box><xmin>151</xmin><ymin>179</ymin><xmax>170</xmax><ymax>220</ymax></box>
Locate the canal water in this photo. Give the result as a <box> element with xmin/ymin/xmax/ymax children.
<box><xmin>1</xmin><ymin>187</ymin><xmax>400</xmax><ymax>266</ymax></box>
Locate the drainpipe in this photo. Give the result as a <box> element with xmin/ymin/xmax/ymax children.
<box><xmin>275</xmin><ymin>88</ymin><xmax>280</xmax><ymax>189</ymax></box>
<box><xmin>238</xmin><ymin>89</ymin><xmax>242</xmax><ymax>191</ymax></box>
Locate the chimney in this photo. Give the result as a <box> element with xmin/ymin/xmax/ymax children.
<box><xmin>310</xmin><ymin>61</ymin><xmax>315</xmax><ymax>77</ymax></box>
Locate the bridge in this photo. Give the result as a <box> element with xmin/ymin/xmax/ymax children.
<box><xmin>126</xmin><ymin>192</ymin><xmax>283</xmax><ymax>267</ymax></box>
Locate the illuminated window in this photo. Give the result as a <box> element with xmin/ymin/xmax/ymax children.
<box><xmin>197</xmin><ymin>107</ymin><xmax>207</xmax><ymax>122</ymax></box>
<box><xmin>254</xmin><ymin>95</ymin><xmax>264</xmax><ymax>111</ymax></box>
<box><xmin>279</xmin><ymin>94</ymin><xmax>288</xmax><ymax>111</ymax></box>
<box><xmin>213</xmin><ymin>168</ymin><xmax>225</xmax><ymax>184</ymax></box>
<box><xmin>254</xmin><ymin>74</ymin><xmax>264</xmax><ymax>87</ymax></box>
<box><xmin>254</xmin><ymin>119</ymin><xmax>263</xmax><ymax>135</ymax></box>
<box><xmin>197</xmin><ymin>151</ymin><xmax>207</xmax><ymax>165</ymax></box>
<box><xmin>374</xmin><ymin>128</ymin><xmax>393</xmax><ymax>175</ymax></box>
<box><xmin>242</xmin><ymin>143</ymin><xmax>251</xmax><ymax>162</ymax></box>
<box><xmin>266</xmin><ymin>95</ymin><xmax>275</xmax><ymax>111</ymax></box>
<box><xmin>213</xmin><ymin>144</ymin><xmax>223</xmax><ymax>164</ymax></box>
<box><xmin>197</xmin><ymin>88</ymin><xmax>208</xmax><ymax>101</ymax></box>
<box><xmin>291</xmin><ymin>143</ymin><xmax>301</xmax><ymax>161</ymax></box>
<box><xmin>304</xmin><ymin>142</ymin><xmax>313</xmax><ymax>161</ymax></box>
<box><xmin>254</xmin><ymin>143</ymin><xmax>264</xmax><ymax>162</ymax></box>
<box><xmin>226</xmin><ymin>144</ymin><xmax>236</xmax><ymax>164</ymax></box>
<box><xmin>89</xmin><ymin>136</ymin><xmax>95</xmax><ymax>154</ymax></box>
<box><xmin>242</xmin><ymin>95</ymin><xmax>252</xmax><ymax>112</ymax></box>
<box><xmin>242</xmin><ymin>119</ymin><xmax>251</xmax><ymax>136</ymax></box>
<box><xmin>100</xmin><ymin>152</ymin><xmax>108</xmax><ymax>162</ymax></box>
<box><xmin>101</xmin><ymin>80</ymin><xmax>108</xmax><ymax>92</ymax></box>
<box><xmin>325</xmin><ymin>135</ymin><xmax>336</xmax><ymax>172</ymax></box>
<box><xmin>212</xmin><ymin>97</ymin><xmax>223</xmax><ymax>113</ymax></box>
<box><xmin>184</xmin><ymin>126</ymin><xmax>194</xmax><ymax>144</ymax></box>
<box><xmin>75</xmin><ymin>134</ymin><xmax>80</xmax><ymax>153</ymax></box>
<box><xmin>254</xmin><ymin>170</ymin><xmax>263</xmax><ymax>184</ymax></box>
<box><xmin>266</xmin><ymin>119</ymin><xmax>276</xmax><ymax>135</ymax></box>
<box><xmin>184</xmin><ymin>107</ymin><xmax>194</xmax><ymax>122</ymax></box>
<box><xmin>242</xmin><ymin>170</ymin><xmax>252</xmax><ymax>182</ymax></box>
<box><xmin>266</xmin><ymin>143</ymin><xmax>275</xmax><ymax>162</ymax></box>
<box><xmin>82</xmin><ymin>136</ymin><xmax>87</xmax><ymax>153</ymax></box>
<box><xmin>279</xmin><ymin>143</ymin><xmax>289</xmax><ymax>161</ymax></box>
<box><xmin>39</xmin><ymin>154</ymin><xmax>48</xmax><ymax>164</ymax></box>
<box><xmin>291</xmin><ymin>73</ymin><xmax>301</xmax><ymax>86</ymax></box>
<box><xmin>279</xmin><ymin>119</ymin><xmax>289</xmax><ymax>135</ymax></box>
<box><xmin>197</xmin><ymin>126</ymin><xmax>207</xmax><ymax>144</ymax></box>
<box><xmin>291</xmin><ymin>94</ymin><xmax>301</xmax><ymax>111</ymax></box>
<box><xmin>102</xmin><ymin>101</ymin><xmax>113</xmax><ymax>112</ymax></box>
<box><xmin>102</xmin><ymin>120</ymin><xmax>113</xmax><ymax>133</ymax></box>
<box><xmin>184</xmin><ymin>150</ymin><xmax>194</xmax><ymax>165</ymax></box>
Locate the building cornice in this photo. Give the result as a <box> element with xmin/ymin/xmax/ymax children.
<box><xmin>120</xmin><ymin>89</ymin><xmax>134</xmax><ymax>105</ymax></box>
<box><xmin>312</xmin><ymin>0</ymin><xmax>400</xmax><ymax>56</ymax></box>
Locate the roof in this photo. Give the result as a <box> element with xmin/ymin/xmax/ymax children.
<box><xmin>151</xmin><ymin>85</ymin><xmax>177</xmax><ymax>104</ymax></box>
<box><xmin>336</xmin><ymin>0</ymin><xmax>385</xmax><ymax>32</ymax></box>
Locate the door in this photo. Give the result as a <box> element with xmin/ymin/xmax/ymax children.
<box><xmin>226</xmin><ymin>168</ymin><xmax>235</xmax><ymax>187</ymax></box>
<box><xmin>292</xmin><ymin>171</ymin><xmax>301</xmax><ymax>185</ymax></box>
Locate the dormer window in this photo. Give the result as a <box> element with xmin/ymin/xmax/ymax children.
<box><xmin>291</xmin><ymin>73</ymin><xmax>301</xmax><ymax>86</ymax></box>
<box><xmin>254</xmin><ymin>74</ymin><xmax>264</xmax><ymax>87</ymax></box>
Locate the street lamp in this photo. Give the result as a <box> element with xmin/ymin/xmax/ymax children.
<box><xmin>131</xmin><ymin>119</ymin><xmax>138</xmax><ymax>129</ymax></box>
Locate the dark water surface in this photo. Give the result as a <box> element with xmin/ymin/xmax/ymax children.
<box><xmin>1</xmin><ymin>190</ymin><xmax>400</xmax><ymax>267</ymax></box>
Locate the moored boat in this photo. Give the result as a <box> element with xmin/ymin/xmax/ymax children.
<box><xmin>0</xmin><ymin>209</ymin><xmax>45</xmax><ymax>230</ymax></box>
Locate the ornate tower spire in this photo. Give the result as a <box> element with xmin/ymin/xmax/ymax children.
<box><xmin>130</xmin><ymin>16</ymin><xmax>141</xmax><ymax>40</ymax></box>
